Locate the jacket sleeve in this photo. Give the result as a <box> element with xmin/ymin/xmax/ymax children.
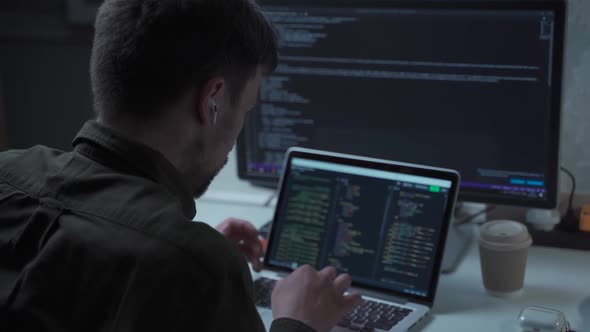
<box><xmin>269</xmin><ymin>318</ymin><xmax>318</xmax><ymax>332</ymax></box>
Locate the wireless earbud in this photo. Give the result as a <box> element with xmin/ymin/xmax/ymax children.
<box><xmin>208</xmin><ymin>98</ymin><xmax>217</xmax><ymax>125</ymax></box>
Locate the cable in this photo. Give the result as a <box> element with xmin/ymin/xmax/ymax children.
<box><xmin>454</xmin><ymin>205</ymin><xmax>496</xmax><ymax>225</ymax></box>
<box><xmin>558</xmin><ymin>166</ymin><xmax>578</xmax><ymax>232</ymax></box>
<box><xmin>560</xmin><ymin>166</ymin><xmax>576</xmax><ymax>213</ymax></box>
<box><xmin>471</xmin><ymin>206</ymin><xmax>497</xmax><ymax>225</ymax></box>
<box><xmin>263</xmin><ymin>190</ymin><xmax>278</xmax><ymax>207</ymax></box>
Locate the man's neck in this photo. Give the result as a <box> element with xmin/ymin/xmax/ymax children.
<box><xmin>97</xmin><ymin>115</ymin><xmax>186</xmax><ymax>171</ymax></box>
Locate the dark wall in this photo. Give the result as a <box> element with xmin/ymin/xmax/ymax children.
<box><xmin>0</xmin><ymin>0</ymin><xmax>588</xmax><ymax>192</ymax></box>
<box><xmin>0</xmin><ymin>1</ymin><xmax>95</xmax><ymax>151</ymax></box>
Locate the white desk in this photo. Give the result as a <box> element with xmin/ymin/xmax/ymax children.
<box><xmin>194</xmin><ymin>198</ymin><xmax>590</xmax><ymax>332</ymax></box>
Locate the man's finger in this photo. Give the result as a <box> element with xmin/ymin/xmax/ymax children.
<box><xmin>250</xmin><ymin>254</ymin><xmax>263</xmax><ymax>272</ymax></box>
<box><xmin>342</xmin><ymin>291</ymin><xmax>363</xmax><ymax>310</ymax></box>
<box><xmin>237</xmin><ymin>239</ymin><xmax>263</xmax><ymax>256</ymax></box>
<box><xmin>220</xmin><ymin>218</ymin><xmax>259</xmax><ymax>241</ymax></box>
<box><xmin>318</xmin><ymin>266</ymin><xmax>337</xmax><ymax>282</ymax></box>
<box><xmin>237</xmin><ymin>242</ymin><xmax>264</xmax><ymax>270</ymax></box>
<box><xmin>333</xmin><ymin>273</ymin><xmax>352</xmax><ymax>294</ymax></box>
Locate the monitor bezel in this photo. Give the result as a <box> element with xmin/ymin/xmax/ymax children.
<box><xmin>236</xmin><ymin>0</ymin><xmax>565</xmax><ymax>209</ymax></box>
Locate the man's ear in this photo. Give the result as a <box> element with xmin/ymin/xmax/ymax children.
<box><xmin>195</xmin><ymin>76</ymin><xmax>225</xmax><ymax>126</ymax></box>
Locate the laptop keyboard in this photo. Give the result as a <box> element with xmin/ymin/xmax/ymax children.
<box><xmin>254</xmin><ymin>277</ymin><xmax>276</xmax><ymax>308</ymax></box>
<box><xmin>254</xmin><ymin>277</ymin><xmax>413</xmax><ymax>331</ymax></box>
<box><xmin>337</xmin><ymin>299</ymin><xmax>413</xmax><ymax>331</ymax></box>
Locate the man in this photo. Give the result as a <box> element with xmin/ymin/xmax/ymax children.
<box><xmin>0</xmin><ymin>0</ymin><xmax>361</xmax><ymax>331</ymax></box>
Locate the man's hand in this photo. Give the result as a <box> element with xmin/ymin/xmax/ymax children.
<box><xmin>271</xmin><ymin>265</ymin><xmax>362</xmax><ymax>332</ymax></box>
<box><xmin>215</xmin><ymin>218</ymin><xmax>263</xmax><ymax>272</ymax></box>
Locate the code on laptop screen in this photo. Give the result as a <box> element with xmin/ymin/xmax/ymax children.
<box><xmin>268</xmin><ymin>158</ymin><xmax>452</xmax><ymax>298</ymax></box>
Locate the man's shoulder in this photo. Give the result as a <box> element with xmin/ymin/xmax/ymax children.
<box><xmin>136</xmin><ymin>213</ymin><xmax>236</xmax><ymax>270</ymax></box>
<box><xmin>0</xmin><ymin>145</ymin><xmax>68</xmax><ymax>175</ymax></box>
<box><xmin>84</xmin><ymin>207</ymin><xmax>240</xmax><ymax>279</ymax></box>
<box><xmin>0</xmin><ymin>145</ymin><xmax>73</xmax><ymax>196</ymax></box>
<box><xmin>0</xmin><ymin>145</ymin><xmax>237</xmax><ymax>278</ymax></box>
<box><xmin>0</xmin><ymin>145</ymin><xmax>67</xmax><ymax>167</ymax></box>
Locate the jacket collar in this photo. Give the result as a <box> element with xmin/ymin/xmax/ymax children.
<box><xmin>72</xmin><ymin>120</ymin><xmax>196</xmax><ymax>219</ymax></box>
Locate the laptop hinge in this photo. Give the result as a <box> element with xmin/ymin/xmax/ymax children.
<box><xmin>355</xmin><ymin>288</ymin><xmax>409</xmax><ymax>304</ymax></box>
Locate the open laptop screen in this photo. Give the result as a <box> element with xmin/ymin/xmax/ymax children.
<box><xmin>265</xmin><ymin>149</ymin><xmax>459</xmax><ymax>302</ymax></box>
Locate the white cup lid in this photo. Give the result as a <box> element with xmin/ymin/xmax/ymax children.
<box><xmin>479</xmin><ymin>220</ymin><xmax>532</xmax><ymax>251</ymax></box>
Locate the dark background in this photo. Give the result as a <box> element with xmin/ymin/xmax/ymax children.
<box><xmin>0</xmin><ymin>0</ymin><xmax>587</xmax><ymax>194</ymax></box>
<box><xmin>0</xmin><ymin>1</ymin><xmax>97</xmax><ymax>151</ymax></box>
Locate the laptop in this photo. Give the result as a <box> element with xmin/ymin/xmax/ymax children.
<box><xmin>254</xmin><ymin>147</ymin><xmax>460</xmax><ymax>331</ymax></box>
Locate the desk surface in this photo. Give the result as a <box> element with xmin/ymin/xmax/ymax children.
<box><xmin>194</xmin><ymin>198</ymin><xmax>590</xmax><ymax>332</ymax></box>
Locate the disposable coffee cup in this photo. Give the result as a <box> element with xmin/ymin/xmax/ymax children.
<box><xmin>479</xmin><ymin>220</ymin><xmax>532</xmax><ymax>297</ymax></box>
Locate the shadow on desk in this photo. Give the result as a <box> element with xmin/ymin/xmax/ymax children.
<box><xmin>580</xmin><ymin>296</ymin><xmax>590</xmax><ymax>332</ymax></box>
<box><xmin>432</xmin><ymin>278</ymin><xmax>583</xmax><ymax>315</ymax></box>
<box><xmin>432</xmin><ymin>274</ymin><xmax>492</xmax><ymax>314</ymax></box>
<box><xmin>522</xmin><ymin>283</ymin><xmax>584</xmax><ymax>306</ymax></box>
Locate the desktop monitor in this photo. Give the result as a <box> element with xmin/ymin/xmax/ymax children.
<box><xmin>237</xmin><ymin>0</ymin><xmax>565</xmax><ymax>209</ymax></box>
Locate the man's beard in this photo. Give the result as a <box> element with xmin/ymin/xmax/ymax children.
<box><xmin>192</xmin><ymin>157</ymin><xmax>228</xmax><ymax>198</ymax></box>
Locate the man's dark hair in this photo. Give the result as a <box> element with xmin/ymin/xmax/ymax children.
<box><xmin>90</xmin><ymin>0</ymin><xmax>278</xmax><ymax>118</ymax></box>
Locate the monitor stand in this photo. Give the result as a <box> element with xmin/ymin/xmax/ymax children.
<box><xmin>440</xmin><ymin>202</ymin><xmax>486</xmax><ymax>273</ymax></box>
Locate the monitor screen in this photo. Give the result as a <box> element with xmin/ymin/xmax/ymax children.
<box><xmin>237</xmin><ymin>0</ymin><xmax>565</xmax><ymax>208</ymax></box>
